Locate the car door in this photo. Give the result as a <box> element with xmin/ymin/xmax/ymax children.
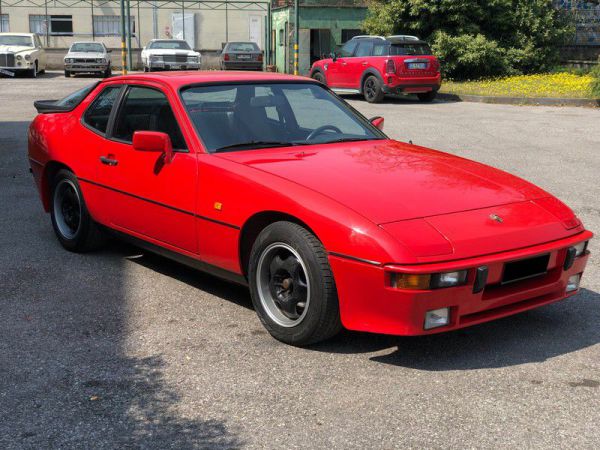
<box><xmin>326</xmin><ymin>40</ymin><xmax>358</xmax><ymax>88</ymax></box>
<box><xmin>345</xmin><ymin>40</ymin><xmax>373</xmax><ymax>88</ymax></box>
<box><xmin>98</xmin><ymin>83</ymin><xmax>198</xmax><ymax>253</ymax></box>
<box><xmin>33</xmin><ymin>35</ymin><xmax>47</xmax><ymax>69</ymax></box>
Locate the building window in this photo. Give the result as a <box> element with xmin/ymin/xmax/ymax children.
<box><xmin>29</xmin><ymin>15</ymin><xmax>73</xmax><ymax>36</ymax></box>
<box><xmin>93</xmin><ymin>15</ymin><xmax>135</xmax><ymax>37</ymax></box>
<box><xmin>342</xmin><ymin>29</ymin><xmax>362</xmax><ymax>43</ymax></box>
<box><xmin>0</xmin><ymin>14</ymin><xmax>9</xmax><ymax>32</ymax></box>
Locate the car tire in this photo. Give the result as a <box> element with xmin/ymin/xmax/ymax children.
<box><xmin>248</xmin><ymin>221</ymin><xmax>342</xmax><ymax>346</ymax></box>
<box><xmin>417</xmin><ymin>91</ymin><xmax>437</xmax><ymax>102</ymax></box>
<box><xmin>29</xmin><ymin>62</ymin><xmax>38</xmax><ymax>78</ymax></box>
<box><xmin>50</xmin><ymin>169</ymin><xmax>106</xmax><ymax>253</ymax></box>
<box><xmin>103</xmin><ymin>67</ymin><xmax>112</xmax><ymax>78</ymax></box>
<box><xmin>144</xmin><ymin>66</ymin><xmax>150</xmax><ymax>72</ymax></box>
<box><xmin>311</xmin><ymin>71</ymin><xmax>326</xmax><ymax>85</ymax></box>
<box><xmin>363</xmin><ymin>75</ymin><xmax>385</xmax><ymax>103</ymax></box>
<box><xmin>64</xmin><ymin>70</ymin><xmax>70</xmax><ymax>78</ymax></box>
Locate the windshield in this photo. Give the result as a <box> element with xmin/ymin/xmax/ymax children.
<box><xmin>70</xmin><ymin>43</ymin><xmax>104</xmax><ymax>53</ymax></box>
<box><xmin>389</xmin><ymin>43</ymin><xmax>432</xmax><ymax>56</ymax></box>
<box><xmin>226</xmin><ymin>42</ymin><xmax>259</xmax><ymax>52</ymax></box>
<box><xmin>181</xmin><ymin>82</ymin><xmax>385</xmax><ymax>153</ymax></box>
<box><xmin>149</xmin><ymin>40</ymin><xmax>191</xmax><ymax>50</ymax></box>
<box><xmin>0</xmin><ymin>36</ymin><xmax>33</xmax><ymax>47</ymax></box>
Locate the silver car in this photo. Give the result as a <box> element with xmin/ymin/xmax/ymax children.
<box><xmin>220</xmin><ymin>42</ymin><xmax>263</xmax><ymax>71</ymax></box>
<box><xmin>64</xmin><ymin>42</ymin><xmax>111</xmax><ymax>78</ymax></box>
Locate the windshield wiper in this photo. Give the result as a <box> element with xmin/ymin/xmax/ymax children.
<box><xmin>320</xmin><ymin>137</ymin><xmax>384</xmax><ymax>145</ymax></box>
<box><xmin>214</xmin><ymin>141</ymin><xmax>307</xmax><ymax>153</ymax></box>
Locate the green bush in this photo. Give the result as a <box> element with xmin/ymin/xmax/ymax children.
<box><xmin>363</xmin><ymin>0</ymin><xmax>574</xmax><ymax>80</ymax></box>
<box><xmin>591</xmin><ymin>63</ymin><xmax>600</xmax><ymax>98</ymax></box>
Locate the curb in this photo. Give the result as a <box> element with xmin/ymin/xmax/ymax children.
<box><xmin>437</xmin><ymin>92</ymin><xmax>600</xmax><ymax>108</ymax></box>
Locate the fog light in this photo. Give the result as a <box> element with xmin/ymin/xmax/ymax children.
<box><xmin>424</xmin><ymin>308</ymin><xmax>450</xmax><ymax>330</ymax></box>
<box><xmin>566</xmin><ymin>274</ymin><xmax>581</xmax><ymax>293</ymax></box>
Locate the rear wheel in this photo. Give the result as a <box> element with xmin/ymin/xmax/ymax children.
<box><xmin>311</xmin><ymin>71</ymin><xmax>326</xmax><ymax>85</ymax></box>
<box><xmin>363</xmin><ymin>75</ymin><xmax>385</xmax><ymax>103</ymax></box>
<box><xmin>417</xmin><ymin>91</ymin><xmax>437</xmax><ymax>102</ymax></box>
<box><xmin>50</xmin><ymin>169</ymin><xmax>105</xmax><ymax>252</ymax></box>
<box><xmin>248</xmin><ymin>221</ymin><xmax>342</xmax><ymax>346</ymax></box>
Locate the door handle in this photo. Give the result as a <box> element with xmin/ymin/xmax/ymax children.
<box><xmin>362</xmin><ymin>62</ymin><xmax>368</xmax><ymax>66</ymax></box>
<box><xmin>100</xmin><ymin>156</ymin><xmax>118</xmax><ymax>166</ymax></box>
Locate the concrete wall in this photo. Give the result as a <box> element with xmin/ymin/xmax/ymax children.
<box><xmin>1</xmin><ymin>6</ymin><xmax>266</xmax><ymax>51</ymax></box>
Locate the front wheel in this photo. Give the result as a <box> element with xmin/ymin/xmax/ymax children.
<box><xmin>311</xmin><ymin>71</ymin><xmax>326</xmax><ymax>85</ymax></box>
<box><xmin>417</xmin><ymin>91</ymin><xmax>437</xmax><ymax>102</ymax></box>
<box><xmin>103</xmin><ymin>67</ymin><xmax>112</xmax><ymax>78</ymax></box>
<box><xmin>64</xmin><ymin>69</ymin><xmax>70</xmax><ymax>78</ymax></box>
<box><xmin>248</xmin><ymin>222</ymin><xmax>342</xmax><ymax>346</ymax></box>
<box><xmin>29</xmin><ymin>62</ymin><xmax>38</xmax><ymax>78</ymax></box>
<box><xmin>363</xmin><ymin>75</ymin><xmax>385</xmax><ymax>103</ymax></box>
<box><xmin>50</xmin><ymin>169</ymin><xmax>106</xmax><ymax>252</ymax></box>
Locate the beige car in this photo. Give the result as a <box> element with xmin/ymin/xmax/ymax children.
<box><xmin>0</xmin><ymin>32</ymin><xmax>47</xmax><ymax>77</ymax></box>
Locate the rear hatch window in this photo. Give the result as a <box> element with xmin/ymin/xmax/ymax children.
<box><xmin>34</xmin><ymin>82</ymin><xmax>99</xmax><ymax>114</ymax></box>
<box><xmin>390</xmin><ymin>43</ymin><xmax>432</xmax><ymax>56</ymax></box>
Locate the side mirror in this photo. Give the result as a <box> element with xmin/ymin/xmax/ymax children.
<box><xmin>107</xmin><ymin>49</ymin><xmax>113</xmax><ymax>53</ymax></box>
<box><xmin>133</xmin><ymin>131</ymin><xmax>173</xmax><ymax>163</ymax></box>
<box><xmin>370</xmin><ymin>116</ymin><xmax>384</xmax><ymax>130</ymax></box>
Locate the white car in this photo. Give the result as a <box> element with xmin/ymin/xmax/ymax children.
<box><xmin>64</xmin><ymin>42</ymin><xmax>111</xmax><ymax>78</ymax></box>
<box><xmin>141</xmin><ymin>39</ymin><xmax>201</xmax><ymax>72</ymax></box>
<box><xmin>0</xmin><ymin>32</ymin><xmax>47</xmax><ymax>78</ymax></box>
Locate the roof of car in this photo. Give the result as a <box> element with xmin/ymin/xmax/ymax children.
<box><xmin>105</xmin><ymin>71</ymin><xmax>315</xmax><ymax>88</ymax></box>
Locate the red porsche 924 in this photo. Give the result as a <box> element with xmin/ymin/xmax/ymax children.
<box><xmin>28</xmin><ymin>71</ymin><xmax>592</xmax><ymax>345</ymax></box>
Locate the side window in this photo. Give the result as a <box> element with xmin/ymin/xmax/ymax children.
<box><xmin>355</xmin><ymin>41</ymin><xmax>373</xmax><ymax>57</ymax></box>
<box><xmin>83</xmin><ymin>86</ymin><xmax>121</xmax><ymax>135</ymax></box>
<box><xmin>112</xmin><ymin>86</ymin><xmax>187</xmax><ymax>151</ymax></box>
<box><xmin>340</xmin><ymin>40</ymin><xmax>358</xmax><ymax>57</ymax></box>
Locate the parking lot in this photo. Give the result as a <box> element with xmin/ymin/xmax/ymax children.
<box><xmin>1</xmin><ymin>72</ymin><xmax>599</xmax><ymax>449</ymax></box>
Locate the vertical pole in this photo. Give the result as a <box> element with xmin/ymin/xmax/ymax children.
<box><xmin>120</xmin><ymin>0</ymin><xmax>127</xmax><ymax>74</ymax></box>
<box><xmin>136</xmin><ymin>0</ymin><xmax>141</xmax><ymax>48</ymax></box>
<box><xmin>267</xmin><ymin>2</ymin><xmax>271</xmax><ymax>66</ymax></box>
<box><xmin>91</xmin><ymin>0</ymin><xmax>95</xmax><ymax>41</ymax></box>
<box><xmin>45</xmin><ymin>0</ymin><xmax>49</xmax><ymax>47</ymax></box>
<box><xmin>126</xmin><ymin>0</ymin><xmax>133</xmax><ymax>70</ymax></box>
<box><xmin>1</xmin><ymin>0</ymin><xmax>4</xmax><ymax>33</ymax></box>
<box><xmin>225</xmin><ymin>1</ymin><xmax>229</xmax><ymax>43</ymax></box>
<box><xmin>181</xmin><ymin>1</ymin><xmax>185</xmax><ymax>44</ymax></box>
<box><xmin>152</xmin><ymin>1</ymin><xmax>158</xmax><ymax>39</ymax></box>
<box><xmin>294</xmin><ymin>0</ymin><xmax>299</xmax><ymax>75</ymax></box>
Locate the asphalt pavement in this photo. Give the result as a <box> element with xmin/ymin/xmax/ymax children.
<box><xmin>0</xmin><ymin>72</ymin><xmax>599</xmax><ymax>449</ymax></box>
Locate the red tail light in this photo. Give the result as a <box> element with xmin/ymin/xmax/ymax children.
<box><xmin>223</xmin><ymin>53</ymin><xmax>230</xmax><ymax>61</ymax></box>
<box><xmin>385</xmin><ymin>59</ymin><xmax>396</xmax><ymax>74</ymax></box>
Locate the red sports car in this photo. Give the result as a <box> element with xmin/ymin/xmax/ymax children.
<box><xmin>28</xmin><ymin>71</ymin><xmax>592</xmax><ymax>345</ymax></box>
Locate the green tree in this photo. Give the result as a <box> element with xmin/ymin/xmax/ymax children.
<box><xmin>363</xmin><ymin>0</ymin><xmax>574</xmax><ymax>79</ymax></box>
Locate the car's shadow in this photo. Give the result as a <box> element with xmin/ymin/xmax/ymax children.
<box><xmin>340</xmin><ymin>93</ymin><xmax>457</xmax><ymax>105</ymax></box>
<box><xmin>112</xmin><ymin>241</ymin><xmax>600</xmax><ymax>372</ymax></box>
<box><xmin>308</xmin><ymin>288</ymin><xmax>600</xmax><ymax>370</ymax></box>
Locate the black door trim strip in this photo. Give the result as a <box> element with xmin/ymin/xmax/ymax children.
<box><xmin>78</xmin><ymin>177</ymin><xmax>241</xmax><ymax>230</ymax></box>
<box><xmin>328</xmin><ymin>251</ymin><xmax>382</xmax><ymax>267</ymax></box>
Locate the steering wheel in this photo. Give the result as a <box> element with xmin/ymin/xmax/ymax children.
<box><xmin>306</xmin><ymin>125</ymin><xmax>343</xmax><ymax>141</ymax></box>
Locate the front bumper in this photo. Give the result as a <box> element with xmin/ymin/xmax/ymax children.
<box><xmin>148</xmin><ymin>61</ymin><xmax>200</xmax><ymax>71</ymax></box>
<box><xmin>65</xmin><ymin>63</ymin><xmax>108</xmax><ymax>72</ymax></box>
<box><xmin>329</xmin><ymin>231</ymin><xmax>592</xmax><ymax>336</ymax></box>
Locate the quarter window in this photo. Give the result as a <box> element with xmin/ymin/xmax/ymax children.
<box><xmin>83</xmin><ymin>86</ymin><xmax>121</xmax><ymax>135</ymax></box>
<box><xmin>112</xmin><ymin>86</ymin><xmax>187</xmax><ymax>151</ymax></box>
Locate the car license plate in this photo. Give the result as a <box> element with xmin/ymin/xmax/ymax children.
<box><xmin>0</xmin><ymin>68</ymin><xmax>15</xmax><ymax>77</ymax></box>
<box><xmin>171</xmin><ymin>64</ymin><xmax>181</xmax><ymax>69</ymax></box>
<box><xmin>237</xmin><ymin>55</ymin><xmax>251</xmax><ymax>59</ymax></box>
<box><xmin>408</xmin><ymin>62</ymin><xmax>427</xmax><ymax>70</ymax></box>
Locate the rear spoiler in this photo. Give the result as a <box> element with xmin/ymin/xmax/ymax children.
<box><xmin>33</xmin><ymin>100</ymin><xmax>74</xmax><ymax>114</ymax></box>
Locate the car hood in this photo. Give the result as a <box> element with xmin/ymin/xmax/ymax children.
<box><xmin>0</xmin><ymin>45</ymin><xmax>34</xmax><ymax>53</ymax></box>
<box><xmin>66</xmin><ymin>51</ymin><xmax>105</xmax><ymax>59</ymax></box>
<box><xmin>221</xmin><ymin>140</ymin><xmax>551</xmax><ymax>225</ymax></box>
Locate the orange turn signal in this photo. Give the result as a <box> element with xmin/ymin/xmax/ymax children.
<box><xmin>390</xmin><ymin>273</ymin><xmax>432</xmax><ymax>290</ymax></box>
